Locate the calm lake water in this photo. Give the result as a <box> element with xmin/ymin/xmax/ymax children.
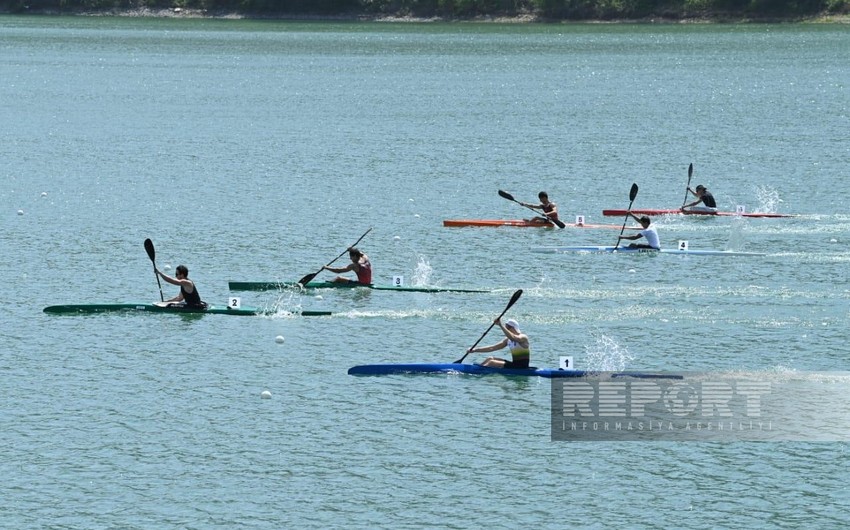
<box><xmin>2</xmin><ymin>16</ymin><xmax>849</xmax><ymax>528</ymax></box>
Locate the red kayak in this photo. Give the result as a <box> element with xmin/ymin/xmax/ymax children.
<box><xmin>601</xmin><ymin>208</ymin><xmax>795</xmax><ymax>218</ymax></box>
<box><xmin>443</xmin><ymin>219</ymin><xmax>633</xmax><ymax>229</ymax></box>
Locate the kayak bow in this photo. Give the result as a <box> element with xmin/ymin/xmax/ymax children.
<box><xmin>43</xmin><ymin>303</ymin><xmax>332</xmax><ymax>316</ymax></box>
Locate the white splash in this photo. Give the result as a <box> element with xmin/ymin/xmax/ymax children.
<box><xmin>583</xmin><ymin>334</ymin><xmax>635</xmax><ymax>371</ymax></box>
<box><xmin>411</xmin><ymin>256</ymin><xmax>433</xmax><ymax>286</ymax></box>
<box><xmin>753</xmin><ymin>184</ymin><xmax>782</xmax><ymax>213</ymax></box>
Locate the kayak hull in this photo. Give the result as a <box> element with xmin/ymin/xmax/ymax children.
<box><xmin>228</xmin><ymin>281</ymin><xmax>489</xmax><ymax>293</ymax></box>
<box><xmin>602</xmin><ymin>208</ymin><xmax>794</xmax><ymax>218</ymax></box>
<box><xmin>348</xmin><ymin>363</ymin><xmax>681</xmax><ymax>379</ymax></box>
<box><xmin>531</xmin><ymin>246</ymin><xmax>765</xmax><ymax>256</ymax></box>
<box><xmin>444</xmin><ymin>219</ymin><xmax>555</xmax><ymax>228</ymax></box>
<box><xmin>43</xmin><ymin>303</ymin><xmax>332</xmax><ymax>316</ymax></box>
<box><xmin>443</xmin><ymin>219</ymin><xmax>627</xmax><ymax>229</ymax></box>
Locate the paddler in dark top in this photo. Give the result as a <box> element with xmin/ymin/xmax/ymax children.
<box><xmin>520</xmin><ymin>191</ymin><xmax>559</xmax><ymax>224</ymax></box>
<box><xmin>466</xmin><ymin>318</ymin><xmax>530</xmax><ymax>369</ymax></box>
<box><xmin>682</xmin><ymin>184</ymin><xmax>717</xmax><ymax>212</ymax></box>
<box><xmin>155</xmin><ymin>265</ymin><xmax>205</xmax><ymax>308</ymax></box>
<box><xmin>324</xmin><ymin>247</ymin><xmax>372</xmax><ymax>285</ymax></box>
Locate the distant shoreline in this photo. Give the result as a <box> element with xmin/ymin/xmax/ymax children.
<box><xmin>1</xmin><ymin>7</ymin><xmax>849</xmax><ymax>23</ymax></box>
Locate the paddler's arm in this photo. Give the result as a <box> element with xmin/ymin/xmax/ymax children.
<box><xmin>164</xmin><ymin>291</ymin><xmax>184</xmax><ymax>303</ymax></box>
<box><xmin>468</xmin><ymin>338</ymin><xmax>508</xmax><ymax>354</ymax></box>
<box><xmin>156</xmin><ymin>269</ymin><xmax>180</xmax><ymax>286</ymax></box>
<box><xmin>682</xmin><ymin>196</ymin><xmax>702</xmax><ymax>210</ymax></box>
<box><xmin>323</xmin><ymin>263</ymin><xmax>355</xmax><ymax>274</ymax></box>
<box><xmin>499</xmin><ymin>323</ymin><xmax>528</xmax><ymax>347</ymax></box>
<box><xmin>156</xmin><ymin>269</ymin><xmax>193</xmax><ymax>290</ymax></box>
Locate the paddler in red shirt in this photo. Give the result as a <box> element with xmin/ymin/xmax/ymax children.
<box><xmin>324</xmin><ymin>247</ymin><xmax>372</xmax><ymax>285</ymax></box>
<box><xmin>520</xmin><ymin>191</ymin><xmax>559</xmax><ymax>224</ymax></box>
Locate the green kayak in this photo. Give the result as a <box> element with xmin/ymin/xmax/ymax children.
<box><xmin>228</xmin><ymin>281</ymin><xmax>489</xmax><ymax>293</ymax></box>
<box><xmin>43</xmin><ymin>303</ymin><xmax>332</xmax><ymax>317</ymax></box>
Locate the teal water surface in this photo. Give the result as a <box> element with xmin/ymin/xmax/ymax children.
<box><xmin>2</xmin><ymin>17</ymin><xmax>849</xmax><ymax>528</ymax></box>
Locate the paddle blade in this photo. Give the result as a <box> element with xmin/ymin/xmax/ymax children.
<box><xmin>504</xmin><ymin>288</ymin><xmax>523</xmax><ymax>311</ymax></box>
<box><xmin>682</xmin><ymin>164</ymin><xmax>694</xmax><ymax>208</ymax></box>
<box><xmin>144</xmin><ymin>238</ymin><xmax>164</xmax><ymax>302</ymax></box>
<box><xmin>297</xmin><ymin>271</ymin><xmax>319</xmax><ymax>287</ymax></box>
<box><xmin>498</xmin><ymin>189</ymin><xmax>515</xmax><ymax>202</ymax></box>
<box><xmin>453</xmin><ymin>289</ymin><xmax>523</xmax><ymax>364</ymax></box>
<box><xmin>614</xmin><ymin>185</ymin><xmax>639</xmax><ymax>249</ymax></box>
<box><xmin>144</xmin><ymin>238</ymin><xmax>156</xmax><ymax>262</ymax></box>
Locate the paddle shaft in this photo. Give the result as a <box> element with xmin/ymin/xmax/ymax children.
<box><xmin>498</xmin><ymin>190</ymin><xmax>566</xmax><ymax>228</ymax></box>
<box><xmin>454</xmin><ymin>289</ymin><xmax>523</xmax><ymax>364</ymax></box>
<box><xmin>298</xmin><ymin>227</ymin><xmax>372</xmax><ymax>286</ymax></box>
<box><xmin>144</xmin><ymin>238</ymin><xmax>164</xmax><ymax>302</ymax></box>
<box><xmin>681</xmin><ymin>163</ymin><xmax>694</xmax><ymax>208</ymax></box>
<box><xmin>614</xmin><ymin>183</ymin><xmax>639</xmax><ymax>249</ymax></box>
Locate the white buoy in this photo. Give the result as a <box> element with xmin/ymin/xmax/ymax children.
<box><xmin>17</xmin><ymin>209</ymin><xmax>23</xmax><ymax>215</ymax></box>
<box><xmin>629</xmin><ymin>269</ymin><xmax>637</xmax><ymax>273</ymax></box>
<box><xmin>41</xmin><ymin>192</ymin><xmax>47</xmax><ymax>197</ymax></box>
<box><xmin>414</xmin><ymin>214</ymin><xmax>420</xmax><ymax>218</ymax></box>
<box><xmin>261</xmin><ymin>390</ymin><xmax>272</xmax><ymax>399</ymax></box>
<box><xmin>830</xmin><ymin>238</ymin><xmax>838</xmax><ymax>243</ymax></box>
<box><xmin>394</xmin><ymin>236</ymin><xmax>401</xmax><ymax>240</ymax></box>
<box><xmin>315</xmin><ymin>295</ymin><xmax>323</xmax><ymax>301</ymax></box>
<box><xmin>164</xmin><ymin>264</ymin><xmax>171</xmax><ymax>271</ymax></box>
<box><xmin>275</xmin><ymin>335</ymin><xmax>285</xmax><ymax>344</ymax></box>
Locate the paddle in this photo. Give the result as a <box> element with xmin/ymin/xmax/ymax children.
<box><xmin>453</xmin><ymin>289</ymin><xmax>523</xmax><ymax>364</ymax></box>
<box><xmin>498</xmin><ymin>190</ymin><xmax>566</xmax><ymax>228</ymax></box>
<box><xmin>298</xmin><ymin>227</ymin><xmax>373</xmax><ymax>286</ymax></box>
<box><xmin>144</xmin><ymin>238</ymin><xmax>164</xmax><ymax>302</ymax></box>
<box><xmin>681</xmin><ymin>163</ymin><xmax>694</xmax><ymax>209</ymax></box>
<box><xmin>614</xmin><ymin>183</ymin><xmax>639</xmax><ymax>250</ymax></box>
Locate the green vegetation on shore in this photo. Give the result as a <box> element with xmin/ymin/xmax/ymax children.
<box><xmin>1</xmin><ymin>0</ymin><xmax>848</xmax><ymax>21</ymax></box>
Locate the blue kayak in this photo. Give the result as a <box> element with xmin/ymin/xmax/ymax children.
<box><xmin>347</xmin><ymin>363</ymin><xmax>681</xmax><ymax>379</ymax></box>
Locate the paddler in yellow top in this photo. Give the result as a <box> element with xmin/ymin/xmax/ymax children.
<box><xmin>466</xmin><ymin>318</ymin><xmax>530</xmax><ymax>369</ymax></box>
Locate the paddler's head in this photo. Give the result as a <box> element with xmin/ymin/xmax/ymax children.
<box><xmin>349</xmin><ymin>248</ymin><xmax>363</xmax><ymax>262</ymax></box>
<box><xmin>538</xmin><ymin>191</ymin><xmax>549</xmax><ymax>203</ymax></box>
<box><xmin>504</xmin><ymin>319</ymin><xmax>520</xmax><ymax>332</ymax></box>
<box><xmin>638</xmin><ymin>216</ymin><xmax>651</xmax><ymax>228</ymax></box>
